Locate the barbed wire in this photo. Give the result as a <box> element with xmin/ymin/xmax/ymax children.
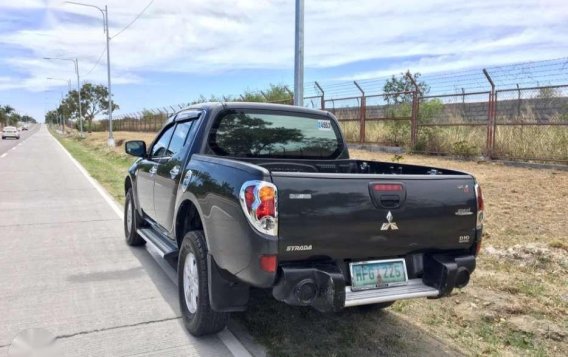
<box><xmin>110</xmin><ymin>57</ymin><xmax>568</xmax><ymax>118</ymax></box>
<box><xmin>304</xmin><ymin>57</ymin><xmax>568</xmax><ymax>99</ymax></box>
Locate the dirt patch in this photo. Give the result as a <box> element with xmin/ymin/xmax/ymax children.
<box><xmin>349</xmin><ymin>150</ymin><xmax>568</xmax><ymax>356</ymax></box>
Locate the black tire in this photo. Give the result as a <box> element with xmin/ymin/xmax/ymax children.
<box><xmin>357</xmin><ymin>301</ymin><xmax>395</xmax><ymax>312</ymax></box>
<box><xmin>178</xmin><ymin>231</ymin><xmax>229</xmax><ymax>336</ymax></box>
<box><xmin>124</xmin><ymin>189</ymin><xmax>145</xmax><ymax>246</ymax></box>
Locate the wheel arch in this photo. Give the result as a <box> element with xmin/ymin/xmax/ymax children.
<box><xmin>124</xmin><ymin>176</ymin><xmax>132</xmax><ymax>194</ymax></box>
<box><xmin>175</xmin><ymin>198</ymin><xmax>204</xmax><ymax>249</ymax></box>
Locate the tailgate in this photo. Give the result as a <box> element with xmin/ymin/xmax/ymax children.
<box><xmin>272</xmin><ymin>173</ymin><xmax>477</xmax><ymax>261</ymax></box>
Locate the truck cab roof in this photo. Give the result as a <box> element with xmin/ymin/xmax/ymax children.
<box><xmin>169</xmin><ymin>102</ymin><xmax>331</xmax><ymax>124</ymax></box>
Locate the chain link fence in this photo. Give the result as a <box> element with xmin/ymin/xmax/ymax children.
<box><xmin>89</xmin><ymin>58</ymin><xmax>568</xmax><ymax>164</ymax></box>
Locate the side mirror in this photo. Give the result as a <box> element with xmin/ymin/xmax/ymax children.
<box><xmin>125</xmin><ymin>140</ymin><xmax>147</xmax><ymax>157</ymax></box>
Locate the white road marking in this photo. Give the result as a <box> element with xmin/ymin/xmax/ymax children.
<box><xmin>49</xmin><ymin>131</ymin><xmax>252</xmax><ymax>357</ymax></box>
<box><xmin>0</xmin><ymin>153</ymin><xmax>7</xmax><ymax>158</ymax></box>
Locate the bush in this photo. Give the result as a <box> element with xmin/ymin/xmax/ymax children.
<box><xmin>450</xmin><ymin>140</ymin><xmax>479</xmax><ymax>158</ymax></box>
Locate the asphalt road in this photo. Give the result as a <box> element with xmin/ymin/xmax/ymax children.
<box><xmin>0</xmin><ymin>125</ymin><xmax>39</xmax><ymax>156</ymax></box>
<box><xmin>0</xmin><ymin>126</ymin><xmax>247</xmax><ymax>356</ymax></box>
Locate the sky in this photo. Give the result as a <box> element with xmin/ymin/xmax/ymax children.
<box><xmin>0</xmin><ymin>0</ymin><xmax>567</xmax><ymax>121</ymax></box>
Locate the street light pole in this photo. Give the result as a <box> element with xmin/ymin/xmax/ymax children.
<box><xmin>47</xmin><ymin>77</ymin><xmax>72</xmax><ymax>132</ymax></box>
<box><xmin>44</xmin><ymin>58</ymin><xmax>84</xmax><ymax>137</ymax></box>
<box><xmin>294</xmin><ymin>0</ymin><xmax>304</xmax><ymax>107</ymax></box>
<box><xmin>66</xmin><ymin>1</ymin><xmax>114</xmax><ymax>147</ymax></box>
<box><xmin>103</xmin><ymin>5</ymin><xmax>115</xmax><ymax>147</ymax></box>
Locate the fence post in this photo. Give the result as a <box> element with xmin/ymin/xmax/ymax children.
<box><xmin>516</xmin><ymin>84</ymin><xmax>521</xmax><ymax>117</ymax></box>
<box><xmin>406</xmin><ymin>72</ymin><xmax>421</xmax><ymax>149</ymax></box>
<box><xmin>483</xmin><ymin>69</ymin><xmax>496</xmax><ymax>158</ymax></box>
<box><xmin>315</xmin><ymin>81</ymin><xmax>325</xmax><ymax>110</ymax></box>
<box><xmin>354</xmin><ymin>81</ymin><xmax>366</xmax><ymax>143</ymax></box>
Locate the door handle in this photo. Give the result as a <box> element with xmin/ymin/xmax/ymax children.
<box><xmin>169</xmin><ymin>165</ymin><xmax>180</xmax><ymax>179</ymax></box>
<box><xmin>149</xmin><ymin>165</ymin><xmax>157</xmax><ymax>175</ymax></box>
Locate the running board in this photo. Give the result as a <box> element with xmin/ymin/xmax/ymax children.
<box><xmin>137</xmin><ymin>228</ymin><xmax>178</xmax><ymax>260</ymax></box>
<box><xmin>344</xmin><ymin>279</ymin><xmax>440</xmax><ymax>307</ymax></box>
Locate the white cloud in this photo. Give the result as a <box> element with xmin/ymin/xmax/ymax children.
<box><xmin>0</xmin><ymin>0</ymin><xmax>567</xmax><ymax>92</ymax></box>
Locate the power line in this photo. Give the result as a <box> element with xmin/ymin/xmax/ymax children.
<box><xmin>110</xmin><ymin>0</ymin><xmax>155</xmax><ymax>39</ymax></box>
<box><xmin>83</xmin><ymin>47</ymin><xmax>107</xmax><ymax>77</ymax></box>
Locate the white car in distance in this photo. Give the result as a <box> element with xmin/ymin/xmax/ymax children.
<box><xmin>2</xmin><ymin>126</ymin><xmax>20</xmax><ymax>140</ymax></box>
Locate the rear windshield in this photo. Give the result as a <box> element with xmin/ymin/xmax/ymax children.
<box><xmin>208</xmin><ymin>110</ymin><xmax>343</xmax><ymax>159</ymax></box>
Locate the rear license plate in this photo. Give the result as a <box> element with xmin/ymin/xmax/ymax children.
<box><xmin>350</xmin><ymin>259</ymin><xmax>408</xmax><ymax>290</ymax></box>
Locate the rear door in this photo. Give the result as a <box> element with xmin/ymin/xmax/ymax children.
<box><xmin>272</xmin><ymin>173</ymin><xmax>477</xmax><ymax>261</ymax></box>
<box><xmin>153</xmin><ymin>118</ymin><xmax>198</xmax><ymax>232</ymax></box>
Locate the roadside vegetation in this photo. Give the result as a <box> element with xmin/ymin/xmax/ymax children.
<box><xmin>0</xmin><ymin>104</ymin><xmax>37</xmax><ymax>127</ymax></box>
<box><xmin>52</xmin><ymin>128</ymin><xmax>568</xmax><ymax>356</ymax></box>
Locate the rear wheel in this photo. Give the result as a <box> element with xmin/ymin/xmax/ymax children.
<box><xmin>124</xmin><ymin>188</ymin><xmax>145</xmax><ymax>246</ymax></box>
<box><xmin>178</xmin><ymin>230</ymin><xmax>229</xmax><ymax>336</ymax></box>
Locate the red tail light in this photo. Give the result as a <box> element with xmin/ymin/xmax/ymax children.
<box><xmin>475</xmin><ymin>183</ymin><xmax>484</xmax><ymax>229</ymax></box>
<box><xmin>244</xmin><ymin>186</ymin><xmax>255</xmax><ymax>210</ymax></box>
<box><xmin>372</xmin><ymin>183</ymin><xmax>403</xmax><ymax>191</ymax></box>
<box><xmin>259</xmin><ymin>255</ymin><xmax>277</xmax><ymax>273</ymax></box>
<box><xmin>476</xmin><ymin>184</ymin><xmax>484</xmax><ymax>211</ymax></box>
<box><xmin>240</xmin><ymin>181</ymin><xmax>278</xmax><ymax>236</ymax></box>
<box><xmin>256</xmin><ymin>186</ymin><xmax>276</xmax><ymax>219</ymax></box>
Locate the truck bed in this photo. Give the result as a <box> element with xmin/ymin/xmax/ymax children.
<box><xmin>237</xmin><ymin>157</ymin><xmax>478</xmax><ymax>263</ymax></box>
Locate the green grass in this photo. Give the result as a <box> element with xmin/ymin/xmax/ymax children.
<box><xmin>52</xmin><ymin>129</ymin><xmax>133</xmax><ymax>202</ymax></box>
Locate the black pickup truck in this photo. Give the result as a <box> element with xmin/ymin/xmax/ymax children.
<box><xmin>123</xmin><ymin>102</ymin><xmax>484</xmax><ymax>336</ymax></box>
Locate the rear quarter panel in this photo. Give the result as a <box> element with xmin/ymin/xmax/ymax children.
<box><xmin>181</xmin><ymin>155</ymin><xmax>278</xmax><ymax>287</ymax></box>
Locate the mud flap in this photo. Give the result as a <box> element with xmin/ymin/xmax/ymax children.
<box><xmin>208</xmin><ymin>255</ymin><xmax>249</xmax><ymax>312</ymax></box>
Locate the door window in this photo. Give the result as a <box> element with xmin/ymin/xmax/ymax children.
<box><xmin>166</xmin><ymin>121</ymin><xmax>194</xmax><ymax>157</ymax></box>
<box><xmin>151</xmin><ymin>125</ymin><xmax>175</xmax><ymax>158</ymax></box>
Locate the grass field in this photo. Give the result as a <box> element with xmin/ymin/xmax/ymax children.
<box><xmin>340</xmin><ymin>121</ymin><xmax>568</xmax><ymax>162</ymax></box>
<box><xmin>53</xmin><ymin>129</ymin><xmax>568</xmax><ymax>356</ymax></box>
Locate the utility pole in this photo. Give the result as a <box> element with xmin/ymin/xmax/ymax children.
<box><xmin>44</xmin><ymin>58</ymin><xmax>84</xmax><ymax>137</ymax></box>
<box><xmin>47</xmin><ymin>77</ymin><xmax>72</xmax><ymax>132</ymax></box>
<box><xmin>66</xmin><ymin>2</ymin><xmax>114</xmax><ymax>147</ymax></box>
<box><xmin>103</xmin><ymin>5</ymin><xmax>114</xmax><ymax>147</ymax></box>
<box><xmin>294</xmin><ymin>0</ymin><xmax>304</xmax><ymax>106</ymax></box>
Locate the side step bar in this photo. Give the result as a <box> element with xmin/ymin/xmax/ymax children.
<box><xmin>344</xmin><ymin>279</ymin><xmax>439</xmax><ymax>307</ymax></box>
<box><xmin>137</xmin><ymin>228</ymin><xmax>178</xmax><ymax>260</ymax></box>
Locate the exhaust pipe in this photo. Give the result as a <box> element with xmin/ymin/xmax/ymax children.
<box><xmin>455</xmin><ymin>267</ymin><xmax>470</xmax><ymax>288</ymax></box>
<box><xmin>273</xmin><ymin>265</ymin><xmax>345</xmax><ymax>312</ymax></box>
<box><xmin>294</xmin><ymin>279</ymin><xmax>317</xmax><ymax>305</ymax></box>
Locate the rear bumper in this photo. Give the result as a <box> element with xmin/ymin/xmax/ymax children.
<box><xmin>272</xmin><ymin>253</ymin><xmax>475</xmax><ymax>311</ymax></box>
<box><xmin>345</xmin><ymin>279</ymin><xmax>438</xmax><ymax>307</ymax></box>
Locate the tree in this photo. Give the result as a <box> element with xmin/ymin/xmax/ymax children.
<box><xmin>383</xmin><ymin>71</ymin><xmax>429</xmax><ymax>104</ymax></box>
<box><xmin>536</xmin><ymin>87</ymin><xmax>559</xmax><ymax>99</ymax></box>
<box><xmin>61</xmin><ymin>82</ymin><xmax>119</xmax><ymax>130</ymax></box>
<box><xmin>45</xmin><ymin>110</ymin><xmax>59</xmax><ymax>125</ymax></box>
<box><xmin>21</xmin><ymin>115</ymin><xmax>37</xmax><ymax>123</ymax></box>
<box><xmin>241</xmin><ymin>84</ymin><xmax>293</xmax><ymax>103</ymax></box>
<box><xmin>0</xmin><ymin>105</ymin><xmax>30</xmax><ymax>126</ymax></box>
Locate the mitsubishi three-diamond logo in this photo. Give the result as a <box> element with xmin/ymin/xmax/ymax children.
<box><xmin>380</xmin><ymin>211</ymin><xmax>399</xmax><ymax>231</ymax></box>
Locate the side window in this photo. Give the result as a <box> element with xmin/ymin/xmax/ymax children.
<box><xmin>166</xmin><ymin>121</ymin><xmax>194</xmax><ymax>157</ymax></box>
<box><xmin>151</xmin><ymin>125</ymin><xmax>175</xmax><ymax>158</ymax></box>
